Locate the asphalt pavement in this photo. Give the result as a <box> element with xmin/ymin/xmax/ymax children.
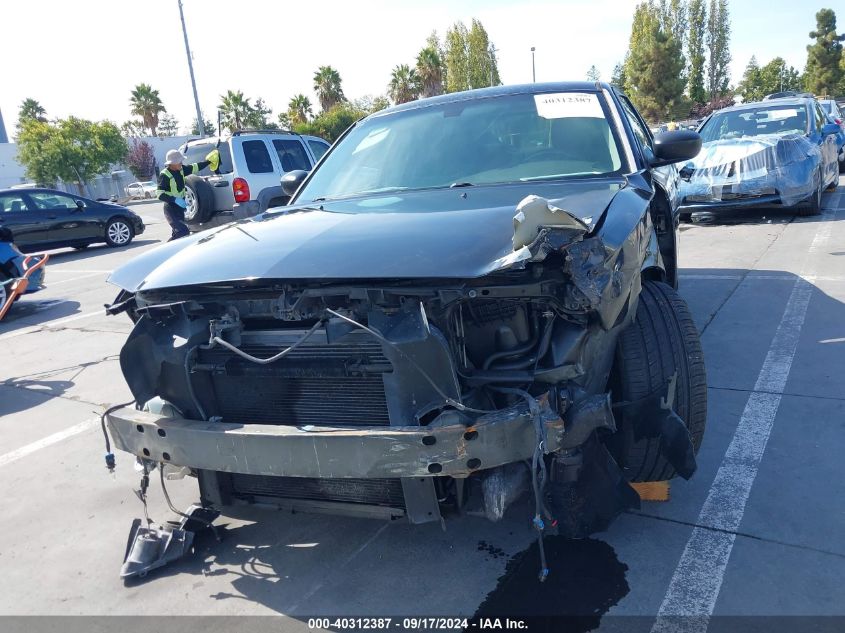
<box><xmin>1</xmin><ymin>192</ymin><xmax>844</xmax><ymax>631</ymax></box>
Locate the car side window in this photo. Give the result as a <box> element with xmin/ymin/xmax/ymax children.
<box><xmin>0</xmin><ymin>194</ymin><xmax>30</xmax><ymax>213</ymax></box>
<box><xmin>814</xmin><ymin>104</ymin><xmax>826</xmax><ymax>132</ymax></box>
<box><xmin>242</xmin><ymin>140</ymin><xmax>274</xmax><ymax>174</ymax></box>
<box><xmin>272</xmin><ymin>139</ymin><xmax>311</xmax><ymax>172</ymax></box>
<box><xmin>308</xmin><ymin>139</ymin><xmax>330</xmax><ymax>162</ymax></box>
<box><xmin>618</xmin><ymin>96</ymin><xmax>654</xmax><ymax>162</ymax></box>
<box><xmin>27</xmin><ymin>192</ymin><xmax>78</xmax><ymax>209</ymax></box>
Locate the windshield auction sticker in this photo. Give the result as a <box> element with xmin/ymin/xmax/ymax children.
<box><xmin>534</xmin><ymin>93</ymin><xmax>604</xmax><ymax>119</ymax></box>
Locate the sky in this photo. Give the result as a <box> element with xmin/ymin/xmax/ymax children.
<box><xmin>0</xmin><ymin>0</ymin><xmax>835</xmax><ymax>136</ymax></box>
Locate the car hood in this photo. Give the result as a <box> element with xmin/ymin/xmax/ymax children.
<box><xmin>109</xmin><ymin>180</ymin><xmax>625</xmax><ymax>292</ymax></box>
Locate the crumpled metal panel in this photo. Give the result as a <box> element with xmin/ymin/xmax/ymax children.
<box><xmin>679</xmin><ymin>135</ymin><xmax>821</xmax><ymax>207</ymax></box>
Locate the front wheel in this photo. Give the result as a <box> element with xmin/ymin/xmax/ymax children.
<box><xmin>607</xmin><ymin>280</ymin><xmax>708</xmax><ymax>482</ymax></box>
<box><xmin>105</xmin><ymin>218</ymin><xmax>134</xmax><ymax>247</ymax></box>
<box><xmin>799</xmin><ymin>170</ymin><xmax>823</xmax><ymax>216</ymax></box>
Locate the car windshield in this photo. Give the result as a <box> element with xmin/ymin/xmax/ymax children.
<box><xmin>699</xmin><ymin>105</ymin><xmax>808</xmax><ymax>143</ymax></box>
<box><xmin>295</xmin><ymin>91</ymin><xmax>624</xmax><ymax>203</ymax></box>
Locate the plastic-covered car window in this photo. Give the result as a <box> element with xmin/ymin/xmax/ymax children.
<box><xmin>699</xmin><ymin>105</ymin><xmax>808</xmax><ymax>143</ymax></box>
<box><xmin>296</xmin><ymin>92</ymin><xmax>624</xmax><ymax>203</ymax></box>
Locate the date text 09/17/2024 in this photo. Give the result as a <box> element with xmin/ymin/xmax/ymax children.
<box><xmin>306</xmin><ymin>618</ymin><xmax>528</xmax><ymax>630</ymax></box>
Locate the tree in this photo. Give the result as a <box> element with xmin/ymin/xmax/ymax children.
<box><xmin>804</xmin><ymin>9</ymin><xmax>844</xmax><ymax>96</ymax></box>
<box><xmin>687</xmin><ymin>0</ymin><xmax>708</xmax><ymax>104</ymax></box>
<box><xmin>736</xmin><ymin>55</ymin><xmax>763</xmax><ymax>102</ymax></box>
<box><xmin>218</xmin><ymin>90</ymin><xmax>252</xmax><ymax>132</ymax></box>
<box><xmin>625</xmin><ymin>1</ymin><xmax>686</xmax><ymax>121</ymax></box>
<box><xmin>313</xmin><ymin>66</ymin><xmax>345</xmax><ymax>112</ymax></box>
<box><xmin>445</xmin><ymin>22</ymin><xmax>470</xmax><ymax>92</ymax></box>
<box><xmin>18</xmin><ymin>98</ymin><xmax>47</xmax><ymax>124</ymax></box>
<box><xmin>287</xmin><ymin>94</ymin><xmax>313</xmax><ymax>126</ymax></box>
<box><xmin>611</xmin><ymin>61</ymin><xmax>628</xmax><ymax>88</ymax></box>
<box><xmin>660</xmin><ymin>0</ymin><xmax>688</xmax><ymax>49</ymax></box>
<box><xmin>293</xmin><ymin>103</ymin><xmax>365</xmax><ymax>142</ymax></box>
<box><xmin>158</xmin><ymin>113</ymin><xmax>179</xmax><ymax>136</ymax></box>
<box><xmin>129</xmin><ymin>83</ymin><xmax>166</xmax><ymax>136</ymax></box>
<box><xmin>388</xmin><ymin>65</ymin><xmax>420</xmax><ymax>104</ymax></box>
<box><xmin>761</xmin><ymin>58</ymin><xmax>801</xmax><ymax>95</ymax></box>
<box><xmin>191</xmin><ymin>117</ymin><xmax>215</xmax><ymax>136</ymax></box>
<box><xmin>243</xmin><ymin>97</ymin><xmax>275</xmax><ymax>129</ymax></box>
<box><xmin>352</xmin><ymin>95</ymin><xmax>390</xmax><ymax>114</ymax></box>
<box><xmin>466</xmin><ymin>19</ymin><xmax>500</xmax><ymax>88</ymax></box>
<box><xmin>16</xmin><ymin>117</ymin><xmax>127</xmax><ymax>194</ymax></box>
<box><xmin>416</xmin><ymin>46</ymin><xmax>445</xmax><ymax>97</ymax></box>
<box><xmin>126</xmin><ymin>139</ymin><xmax>156</xmax><ymax>179</ymax></box>
<box><xmin>586</xmin><ymin>65</ymin><xmax>601</xmax><ymax>81</ymax></box>
<box><xmin>121</xmin><ymin>120</ymin><xmax>146</xmax><ymax>137</ymax></box>
<box><xmin>706</xmin><ymin>0</ymin><xmax>731</xmax><ymax>99</ymax></box>
<box><xmin>426</xmin><ymin>30</ymin><xmax>448</xmax><ymax>89</ymax></box>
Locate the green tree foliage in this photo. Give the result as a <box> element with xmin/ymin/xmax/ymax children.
<box><xmin>467</xmin><ymin>19</ymin><xmax>500</xmax><ymax>88</ymax></box>
<box><xmin>586</xmin><ymin>65</ymin><xmax>601</xmax><ymax>81</ymax></box>
<box><xmin>737</xmin><ymin>55</ymin><xmax>762</xmax><ymax>102</ymax></box>
<box><xmin>158</xmin><ymin>113</ymin><xmax>179</xmax><ymax>137</ymax></box>
<box><xmin>293</xmin><ymin>103</ymin><xmax>365</xmax><ymax>143</ymax></box>
<box><xmin>661</xmin><ymin>0</ymin><xmax>688</xmax><ymax>48</ymax></box>
<box><xmin>287</xmin><ymin>94</ymin><xmax>313</xmax><ymax>126</ymax></box>
<box><xmin>706</xmin><ymin>0</ymin><xmax>731</xmax><ymax>98</ymax></box>
<box><xmin>416</xmin><ymin>46</ymin><xmax>445</xmax><ymax>97</ymax></box>
<box><xmin>244</xmin><ymin>98</ymin><xmax>276</xmax><ymax>129</ymax></box>
<box><xmin>803</xmin><ymin>8</ymin><xmax>844</xmax><ymax>96</ymax></box>
<box><xmin>388</xmin><ymin>65</ymin><xmax>420</xmax><ymax>104</ymax></box>
<box><xmin>129</xmin><ymin>83</ymin><xmax>166</xmax><ymax>136</ymax></box>
<box><xmin>445</xmin><ymin>22</ymin><xmax>470</xmax><ymax>92</ymax></box>
<box><xmin>16</xmin><ymin>117</ymin><xmax>127</xmax><ymax>193</ymax></box>
<box><xmin>313</xmin><ymin>66</ymin><xmax>345</xmax><ymax>112</ymax></box>
<box><xmin>426</xmin><ymin>31</ymin><xmax>447</xmax><ymax>89</ymax></box>
<box><xmin>191</xmin><ymin>117</ymin><xmax>215</xmax><ymax>136</ymax></box>
<box><xmin>218</xmin><ymin>90</ymin><xmax>252</xmax><ymax>132</ymax></box>
<box><xmin>687</xmin><ymin>0</ymin><xmax>707</xmax><ymax>104</ymax></box>
<box><xmin>18</xmin><ymin>98</ymin><xmax>47</xmax><ymax>127</ymax></box>
<box><xmin>350</xmin><ymin>95</ymin><xmax>390</xmax><ymax>114</ymax></box>
<box><xmin>611</xmin><ymin>60</ymin><xmax>628</xmax><ymax>88</ymax></box>
<box><xmin>625</xmin><ymin>2</ymin><xmax>686</xmax><ymax>121</ymax></box>
<box><xmin>738</xmin><ymin>56</ymin><xmax>803</xmax><ymax>103</ymax></box>
<box><xmin>121</xmin><ymin>120</ymin><xmax>146</xmax><ymax>137</ymax></box>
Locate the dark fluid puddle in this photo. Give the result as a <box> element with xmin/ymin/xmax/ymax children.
<box><xmin>469</xmin><ymin>536</ymin><xmax>629</xmax><ymax>633</ymax></box>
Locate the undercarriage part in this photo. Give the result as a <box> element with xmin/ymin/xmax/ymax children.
<box><xmin>481</xmin><ymin>462</ymin><xmax>530</xmax><ymax>522</ymax></box>
<box><xmin>120</xmin><ymin>504</ymin><xmax>219</xmax><ymax>579</ymax></box>
<box><xmin>546</xmin><ymin>435</ymin><xmax>641</xmax><ymax>539</ymax></box>
<box><xmin>608</xmin><ymin>280</ymin><xmax>707</xmax><ymax>482</ymax></box>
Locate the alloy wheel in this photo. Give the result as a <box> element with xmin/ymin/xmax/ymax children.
<box><xmin>184</xmin><ymin>188</ymin><xmax>198</xmax><ymax>221</ymax></box>
<box><xmin>108</xmin><ymin>221</ymin><xmax>132</xmax><ymax>245</ymax></box>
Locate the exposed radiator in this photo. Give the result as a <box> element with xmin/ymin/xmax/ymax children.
<box><xmin>230</xmin><ymin>474</ymin><xmax>406</xmax><ymax>508</ymax></box>
<box><xmin>198</xmin><ymin>336</ymin><xmax>393</xmax><ymax>427</ymax></box>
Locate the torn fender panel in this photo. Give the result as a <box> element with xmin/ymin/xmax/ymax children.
<box><xmin>108</xmin><ymin>180</ymin><xmax>625</xmax><ymax>293</ymax></box>
<box><xmin>678</xmin><ymin>135</ymin><xmax>821</xmax><ymax>207</ymax></box>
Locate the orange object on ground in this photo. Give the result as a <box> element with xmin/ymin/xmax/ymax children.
<box><xmin>630</xmin><ymin>480</ymin><xmax>670</xmax><ymax>502</ymax></box>
<box><xmin>0</xmin><ymin>253</ymin><xmax>49</xmax><ymax>321</ymax></box>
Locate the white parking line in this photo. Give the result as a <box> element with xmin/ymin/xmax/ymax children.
<box><xmin>652</xmin><ymin>202</ymin><xmax>838</xmax><ymax>631</ymax></box>
<box><xmin>0</xmin><ymin>309</ymin><xmax>105</xmax><ymax>341</ymax></box>
<box><xmin>0</xmin><ymin>417</ymin><xmax>99</xmax><ymax>469</ymax></box>
<box><xmin>44</xmin><ymin>272</ymin><xmax>108</xmax><ymax>287</ymax></box>
<box><xmin>47</xmin><ymin>269</ymin><xmax>112</xmax><ymax>274</ymax></box>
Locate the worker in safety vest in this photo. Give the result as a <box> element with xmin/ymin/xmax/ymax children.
<box><xmin>156</xmin><ymin>148</ymin><xmax>220</xmax><ymax>240</ymax></box>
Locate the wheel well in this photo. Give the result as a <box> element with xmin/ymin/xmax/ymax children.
<box><xmin>649</xmin><ymin>186</ymin><xmax>678</xmax><ymax>288</ymax></box>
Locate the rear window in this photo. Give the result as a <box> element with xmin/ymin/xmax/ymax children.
<box><xmin>272</xmin><ymin>139</ymin><xmax>311</xmax><ymax>172</ymax></box>
<box><xmin>242</xmin><ymin>140</ymin><xmax>274</xmax><ymax>174</ymax></box>
<box><xmin>183</xmin><ymin>141</ymin><xmax>233</xmax><ymax>175</ymax></box>
<box><xmin>0</xmin><ymin>193</ymin><xmax>29</xmax><ymax>213</ymax></box>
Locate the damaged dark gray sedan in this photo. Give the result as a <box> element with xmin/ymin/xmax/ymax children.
<box><xmin>105</xmin><ymin>82</ymin><xmax>706</xmax><ymax>548</ymax></box>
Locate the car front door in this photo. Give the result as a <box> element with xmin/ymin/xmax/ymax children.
<box><xmin>812</xmin><ymin>103</ymin><xmax>837</xmax><ymax>186</ymax></box>
<box><xmin>0</xmin><ymin>192</ymin><xmax>52</xmax><ymax>248</ymax></box>
<box><xmin>25</xmin><ymin>191</ymin><xmax>101</xmax><ymax>243</ymax></box>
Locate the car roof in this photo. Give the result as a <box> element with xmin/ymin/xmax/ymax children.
<box><xmin>709</xmin><ymin>97</ymin><xmax>813</xmax><ymax>115</ymax></box>
<box><xmin>372</xmin><ymin>81</ymin><xmax>606</xmax><ymax>117</ymax></box>
<box><xmin>0</xmin><ymin>187</ymin><xmax>73</xmax><ymax>195</ymax></box>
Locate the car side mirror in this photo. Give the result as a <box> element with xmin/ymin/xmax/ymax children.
<box><xmin>822</xmin><ymin>122</ymin><xmax>840</xmax><ymax>137</ymax></box>
<box><xmin>75</xmin><ymin>200</ymin><xmax>86</xmax><ymax>211</ymax></box>
<box><xmin>281</xmin><ymin>170</ymin><xmax>309</xmax><ymax>197</ymax></box>
<box><xmin>650</xmin><ymin>130</ymin><xmax>703</xmax><ymax>167</ymax></box>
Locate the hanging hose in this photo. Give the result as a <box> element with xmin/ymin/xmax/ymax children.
<box><xmin>492</xmin><ymin>386</ymin><xmax>554</xmax><ymax>582</ymax></box>
<box><xmin>208</xmin><ymin>318</ymin><xmax>325</xmax><ymax>364</ymax></box>
<box><xmin>99</xmin><ymin>399</ymin><xmax>136</xmax><ymax>473</ymax></box>
<box><xmin>159</xmin><ymin>467</ymin><xmax>220</xmax><ymax>541</ymax></box>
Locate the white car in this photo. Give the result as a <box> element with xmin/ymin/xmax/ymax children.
<box><xmin>125</xmin><ymin>181</ymin><xmax>157</xmax><ymax>199</ymax></box>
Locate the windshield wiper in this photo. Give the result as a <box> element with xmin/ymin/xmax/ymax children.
<box><xmin>449</xmin><ymin>181</ymin><xmax>474</xmax><ymax>188</ymax></box>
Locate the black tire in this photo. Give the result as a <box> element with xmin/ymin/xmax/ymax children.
<box><xmin>608</xmin><ymin>281</ymin><xmax>707</xmax><ymax>482</ymax></box>
<box><xmin>104</xmin><ymin>218</ymin><xmax>134</xmax><ymax>247</ymax></box>
<box><xmin>185</xmin><ymin>175</ymin><xmax>215</xmax><ymax>224</ymax></box>
<box><xmin>799</xmin><ymin>170</ymin><xmax>823</xmax><ymax>216</ymax></box>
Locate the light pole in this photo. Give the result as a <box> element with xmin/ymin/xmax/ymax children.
<box><xmin>531</xmin><ymin>47</ymin><xmax>536</xmax><ymax>83</ymax></box>
<box><xmin>178</xmin><ymin>0</ymin><xmax>205</xmax><ymax>136</ymax></box>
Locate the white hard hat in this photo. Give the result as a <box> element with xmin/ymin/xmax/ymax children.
<box><xmin>165</xmin><ymin>149</ymin><xmax>185</xmax><ymax>165</ymax></box>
